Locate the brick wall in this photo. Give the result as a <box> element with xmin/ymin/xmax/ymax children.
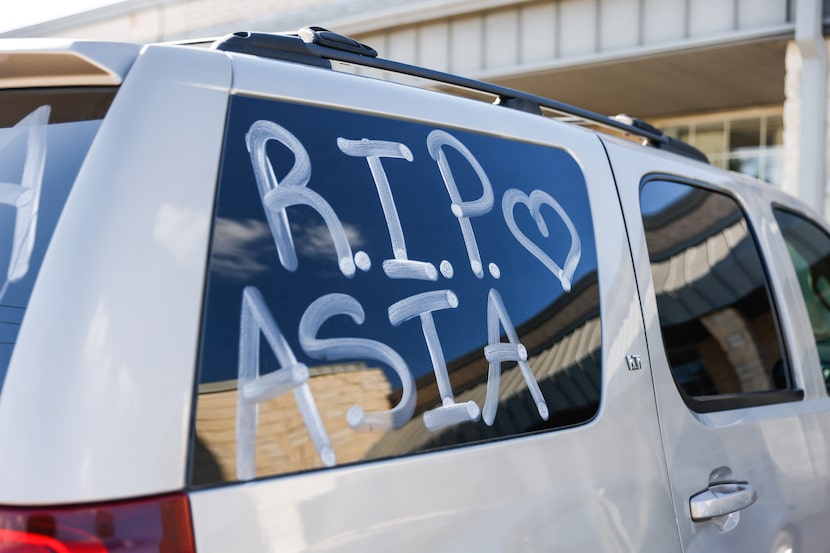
<box><xmin>193</xmin><ymin>365</ymin><xmax>393</xmax><ymax>484</ymax></box>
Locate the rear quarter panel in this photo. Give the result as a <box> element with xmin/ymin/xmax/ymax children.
<box><xmin>0</xmin><ymin>43</ymin><xmax>231</xmax><ymax>504</ymax></box>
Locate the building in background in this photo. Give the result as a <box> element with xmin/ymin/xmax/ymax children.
<box><xmin>4</xmin><ymin>0</ymin><xmax>830</xmax><ymax>217</ymax></box>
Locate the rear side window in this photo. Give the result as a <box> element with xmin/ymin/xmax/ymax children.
<box><xmin>640</xmin><ymin>179</ymin><xmax>797</xmax><ymax>411</ymax></box>
<box><xmin>192</xmin><ymin>96</ymin><xmax>601</xmax><ymax>485</ymax></box>
<box><xmin>0</xmin><ymin>88</ymin><xmax>114</xmax><ymax>392</ymax></box>
<box><xmin>773</xmin><ymin>208</ymin><xmax>830</xmax><ymax>389</ymax></box>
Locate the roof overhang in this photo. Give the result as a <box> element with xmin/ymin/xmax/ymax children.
<box><xmin>486</xmin><ymin>35</ymin><xmax>790</xmax><ymax>119</ymax></box>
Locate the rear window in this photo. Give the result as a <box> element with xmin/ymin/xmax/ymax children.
<box><xmin>0</xmin><ymin>88</ymin><xmax>114</xmax><ymax>391</ymax></box>
<box><xmin>192</xmin><ymin>96</ymin><xmax>601</xmax><ymax>485</ymax></box>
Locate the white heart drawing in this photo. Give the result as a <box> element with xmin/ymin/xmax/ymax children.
<box><xmin>502</xmin><ymin>188</ymin><xmax>582</xmax><ymax>292</ymax></box>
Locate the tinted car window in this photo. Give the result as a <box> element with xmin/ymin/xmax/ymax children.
<box><xmin>773</xmin><ymin>208</ymin><xmax>830</xmax><ymax>389</ymax></box>
<box><xmin>640</xmin><ymin>179</ymin><xmax>796</xmax><ymax>411</ymax></box>
<box><xmin>192</xmin><ymin>96</ymin><xmax>601</xmax><ymax>485</ymax></box>
<box><xmin>0</xmin><ymin>88</ymin><xmax>114</xmax><ymax>392</ymax></box>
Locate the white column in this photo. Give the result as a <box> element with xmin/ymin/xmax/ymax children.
<box><xmin>784</xmin><ymin>0</ymin><xmax>828</xmax><ymax>218</ymax></box>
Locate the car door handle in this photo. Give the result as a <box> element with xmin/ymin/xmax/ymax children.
<box><xmin>689</xmin><ymin>482</ymin><xmax>758</xmax><ymax>521</ymax></box>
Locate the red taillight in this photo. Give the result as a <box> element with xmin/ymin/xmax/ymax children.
<box><xmin>0</xmin><ymin>493</ymin><xmax>194</xmax><ymax>553</ymax></box>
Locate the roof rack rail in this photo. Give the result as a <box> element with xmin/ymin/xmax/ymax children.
<box><xmin>213</xmin><ymin>27</ymin><xmax>708</xmax><ymax>164</ymax></box>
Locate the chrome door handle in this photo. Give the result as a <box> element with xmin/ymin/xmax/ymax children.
<box><xmin>690</xmin><ymin>482</ymin><xmax>758</xmax><ymax>521</ymax></box>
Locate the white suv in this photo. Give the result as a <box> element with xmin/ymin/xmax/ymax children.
<box><xmin>1</xmin><ymin>27</ymin><xmax>829</xmax><ymax>553</ymax></box>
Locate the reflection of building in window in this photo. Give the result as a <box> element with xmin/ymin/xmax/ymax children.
<box><xmin>192</xmin><ymin>273</ymin><xmax>601</xmax><ymax>484</ymax></box>
<box><xmin>193</xmin><ymin>363</ymin><xmax>393</xmax><ymax>484</ymax></box>
<box><xmin>642</xmin><ymin>182</ymin><xmax>786</xmax><ymax>398</ymax></box>
<box><xmin>368</xmin><ymin>273</ymin><xmax>601</xmax><ymax>458</ymax></box>
<box><xmin>699</xmin><ymin>309</ymin><xmax>772</xmax><ymax>392</ymax></box>
<box><xmin>655</xmin><ymin>107</ymin><xmax>784</xmax><ymax>186</ymax></box>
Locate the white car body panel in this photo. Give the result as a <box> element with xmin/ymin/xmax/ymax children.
<box><xmin>0</xmin><ymin>44</ymin><xmax>230</xmax><ymax>504</ymax></box>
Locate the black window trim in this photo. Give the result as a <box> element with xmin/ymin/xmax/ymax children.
<box><xmin>683</xmin><ymin>390</ymin><xmax>804</xmax><ymax>413</ymax></box>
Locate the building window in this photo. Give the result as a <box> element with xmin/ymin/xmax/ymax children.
<box><xmin>655</xmin><ymin>107</ymin><xmax>783</xmax><ymax>186</ymax></box>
